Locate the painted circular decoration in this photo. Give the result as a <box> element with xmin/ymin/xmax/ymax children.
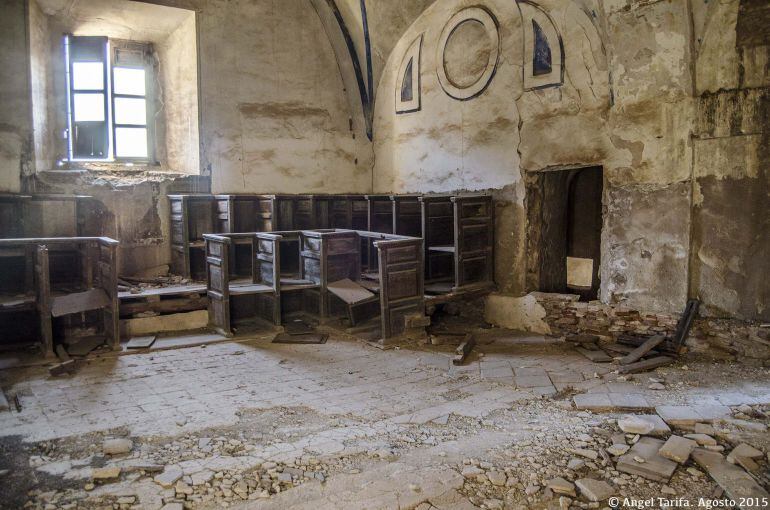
<box><xmin>437</xmin><ymin>7</ymin><xmax>500</xmax><ymax>100</ymax></box>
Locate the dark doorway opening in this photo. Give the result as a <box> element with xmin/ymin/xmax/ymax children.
<box><xmin>526</xmin><ymin>166</ymin><xmax>603</xmax><ymax>300</ymax></box>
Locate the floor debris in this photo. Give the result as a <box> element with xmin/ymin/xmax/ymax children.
<box><xmin>617</xmin><ymin>356</ymin><xmax>675</xmax><ymax>374</ymax></box>
<box><xmin>272</xmin><ymin>332</ymin><xmax>329</xmax><ymax>344</ymax></box>
<box><xmin>620</xmin><ymin>334</ymin><xmax>665</xmax><ymax>365</ymax></box>
<box><xmin>691</xmin><ymin>449</ymin><xmax>770</xmax><ymax>509</ymax></box>
<box><xmin>452</xmin><ymin>334</ymin><xmax>476</xmax><ymax>365</ymax></box>
<box><xmin>126</xmin><ymin>335</ymin><xmax>156</xmax><ymax>349</ymax></box>
<box><xmin>575</xmin><ymin>346</ymin><xmax>612</xmax><ymax>363</ymax></box>
<box><xmin>617</xmin><ymin>437</ymin><xmax>678</xmax><ymax>482</ymax></box>
<box><xmin>66</xmin><ymin>336</ymin><xmax>105</xmax><ymax>357</ymax></box>
<box><xmin>48</xmin><ymin>359</ymin><xmax>83</xmax><ymax>376</ymax></box>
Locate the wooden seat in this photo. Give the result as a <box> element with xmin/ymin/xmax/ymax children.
<box><xmin>281</xmin><ymin>278</ymin><xmax>318</xmax><ymax>291</ymax></box>
<box><xmin>118</xmin><ymin>283</ymin><xmax>207</xmax><ymax>299</ymax></box>
<box><xmin>51</xmin><ymin>288</ymin><xmax>110</xmax><ymax>317</ymax></box>
<box><xmin>0</xmin><ymin>293</ymin><xmax>36</xmax><ymax>310</ymax></box>
<box><xmin>428</xmin><ymin>245</ymin><xmax>455</xmax><ymax>253</ymax></box>
<box><xmin>0</xmin><ymin>237</ymin><xmax>119</xmax><ymax>358</ymax></box>
<box><xmin>328</xmin><ymin>278</ymin><xmax>376</xmax><ymax>304</ymax></box>
<box><xmin>229</xmin><ymin>282</ymin><xmax>274</xmax><ymax>296</ymax></box>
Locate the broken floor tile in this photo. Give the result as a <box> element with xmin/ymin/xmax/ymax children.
<box><xmin>575</xmin><ymin>478</ymin><xmax>615</xmax><ymax>502</ymax></box>
<box><xmin>618</xmin><ymin>415</ymin><xmax>655</xmax><ymax>434</ymax></box>
<box><xmin>514</xmin><ymin>375</ymin><xmax>553</xmax><ymax>388</ymax></box>
<box><xmin>546</xmin><ymin>477</ymin><xmax>576</xmax><ymax>497</ymax></box>
<box><xmin>656</xmin><ymin>404</ymin><xmax>732</xmax><ymax>427</ymax></box>
<box><xmin>658</xmin><ymin>435</ymin><xmax>697</xmax><ymax>463</ymax></box>
<box><xmin>574</xmin><ymin>393</ymin><xmax>652</xmax><ymax>412</ymax></box>
<box><xmin>617</xmin><ymin>437</ymin><xmax>677</xmax><ymax>482</ymax></box>
<box><xmin>692</xmin><ymin>449</ymin><xmax>770</xmax><ymax>510</ymax></box>
<box><xmin>684</xmin><ymin>433</ymin><xmax>717</xmax><ymax>446</ymax></box>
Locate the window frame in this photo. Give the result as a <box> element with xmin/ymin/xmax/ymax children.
<box><xmin>110</xmin><ymin>40</ymin><xmax>154</xmax><ymax>163</ymax></box>
<box><xmin>66</xmin><ymin>35</ymin><xmax>110</xmax><ymax>161</ymax></box>
<box><xmin>65</xmin><ymin>35</ymin><xmax>155</xmax><ymax>164</ymax></box>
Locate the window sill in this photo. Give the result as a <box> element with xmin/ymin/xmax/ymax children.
<box><xmin>36</xmin><ymin>167</ymin><xmax>200</xmax><ymax>186</ymax></box>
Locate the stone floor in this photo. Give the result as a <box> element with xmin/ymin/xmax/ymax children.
<box><xmin>1</xmin><ymin>329</ymin><xmax>769</xmax><ymax>509</ymax></box>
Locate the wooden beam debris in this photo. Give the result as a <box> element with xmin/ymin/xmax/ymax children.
<box><xmin>620</xmin><ymin>335</ymin><xmax>665</xmax><ymax>365</ymax></box>
<box><xmin>452</xmin><ymin>334</ymin><xmax>476</xmax><ymax>365</ymax></box>
<box><xmin>617</xmin><ymin>356</ymin><xmax>674</xmax><ymax>374</ymax></box>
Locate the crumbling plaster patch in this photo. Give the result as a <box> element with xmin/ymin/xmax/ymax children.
<box><xmin>687</xmin><ymin>0</ymin><xmax>770</xmax><ymax>322</ymax></box>
<box><xmin>32</xmin><ymin>170</ymin><xmax>207</xmax><ymax>275</ymax></box>
<box><xmin>485</xmin><ymin>292</ymin><xmax>551</xmax><ymax>334</ymax></box>
<box><xmin>603</xmin><ymin>182</ymin><xmax>690</xmax><ymax>313</ymax></box>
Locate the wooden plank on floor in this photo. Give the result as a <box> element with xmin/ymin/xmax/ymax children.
<box><xmin>620</xmin><ymin>335</ymin><xmax>666</xmax><ymax>365</ymax></box>
<box><xmin>127</xmin><ymin>336</ymin><xmax>156</xmax><ymax>349</ymax></box>
<box><xmin>327</xmin><ymin>278</ymin><xmax>374</xmax><ymax>304</ymax></box>
<box><xmin>452</xmin><ymin>334</ymin><xmax>475</xmax><ymax>365</ymax></box>
<box><xmin>66</xmin><ymin>336</ymin><xmax>105</xmax><ymax>356</ymax></box>
<box><xmin>51</xmin><ymin>288</ymin><xmax>110</xmax><ymax>317</ymax></box>
<box><xmin>575</xmin><ymin>346</ymin><xmax>612</xmax><ymax>362</ymax></box>
<box><xmin>618</xmin><ymin>356</ymin><xmax>674</xmax><ymax>374</ymax></box>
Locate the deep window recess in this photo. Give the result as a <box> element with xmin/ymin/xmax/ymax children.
<box><xmin>65</xmin><ymin>35</ymin><xmax>153</xmax><ymax>162</ymax></box>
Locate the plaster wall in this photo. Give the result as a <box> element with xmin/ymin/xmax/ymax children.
<box><xmin>28</xmin><ymin>0</ymin><xmax>54</xmax><ymax>174</ymax></box>
<box><xmin>689</xmin><ymin>0</ymin><xmax>770</xmax><ymax>321</ymax></box>
<box><xmin>156</xmin><ymin>14</ymin><xmax>199</xmax><ymax>174</ymax></box>
<box><xmin>0</xmin><ymin>0</ymin><xmax>31</xmax><ymax>192</ymax></box>
<box><xmin>3</xmin><ymin>0</ymin><xmax>372</xmax><ymax>274</ymax></box>
<box><xmin>192</xmin><ymin>0</ymin><xmax>371</xmax><ymax>193</ymax></box>
<box><xmin>373</xmin><ymin>0</ymin><xmax>766</xmax><ymax>320</ymax></box>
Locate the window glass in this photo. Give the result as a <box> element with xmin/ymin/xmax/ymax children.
<box><xmin>115</xmin><ymin>127</ymin><xmax>148</xmax><ymax>158</ymax></box>
<box><xmin>532</xmin><ymin>20</ymin><xmax>552</xmax><ymax>76</ymax></box>
<box><xmin>113</xmin><ymin>67</ymin><xmax>146</xmax><ymax>96</ymax></box>
<box><xmin>114</xmin><ymin>97</ymin><xmax>147</xmax><ymax>125</ymax></box>
<box><xmin>73</xmin><ymin>93</ymin><xmax>105</xmax><ymax>122</ymax></box>
<box><xmin>72</xmin><ymin>62</ymin><xmax>104</xmax><ymax>90</ymax></box>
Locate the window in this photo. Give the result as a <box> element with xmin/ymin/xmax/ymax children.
<box><xmin>532</xmin><ymin>20</ymin><xmax>552</xmax><ymax>76</ymax></box>
<box><xmin>65</xmin><ymin>36</ymin><xmax>153</xmax><ymax>162</ymax></box>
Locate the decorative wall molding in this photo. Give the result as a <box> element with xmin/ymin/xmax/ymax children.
<box><xmin>518</xmin><ymin>1</ymin><xmax>564</xmax><ymax>90</ymax></box>
<box><xmin>436</xmin><ymin>7</ymin><xmax>500</xmax><ymax>101</ymax></box>
<box><xmin>396</xmin><ymin>35</ymin><xmax>423</xmax><ymax>114</ymax></box>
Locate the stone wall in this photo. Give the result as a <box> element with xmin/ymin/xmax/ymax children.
<box><xmin>29</xmin><ymin>170</ymin><xmax>209</xmax><ymax>276</ymax></box>
<box><xmin>689</xmin><ymin>0</ymin><xmax>770</xmax><ymax>322</ymax></box>
<box><xmin>532</xmin><ymin>293</ymin><xmax>770</xmax><ymax>362</ymax></box>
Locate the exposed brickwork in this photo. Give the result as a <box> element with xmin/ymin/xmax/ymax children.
<box><xmin>532</xmin><ymin>293</ymin><xmax>770</xmax><ymax>361</ymax></box>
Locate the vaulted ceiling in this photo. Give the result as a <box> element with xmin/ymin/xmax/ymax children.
<box><xmin>309</xmin><ymin>0</ymin><xmax>438</xmax><ymax>139</ymax></box>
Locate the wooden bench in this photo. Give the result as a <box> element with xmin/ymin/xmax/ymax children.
<box><xmin>0</xmin><ymin>237</ymin><xmax>119</xmax><ymax>358</ymax></box>
<box><xmin>203</xmin><ymin>229</ymin><xmax>425</xmax><ymax>342</ymax></box>
<box><xmin>204</xmin><ymin>233</ymin><xmax>283</xmax><ymax>336</ymax></box>
<box><xmin>420</xmin><ymin>193</ymin><xmax>494</xmax><ymax>295</ymax></box>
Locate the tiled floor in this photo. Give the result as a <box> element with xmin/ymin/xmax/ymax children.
<box><xmin>1</xmin><ymin>330</ymin><xmax>769</xmax><ymax>509</ymax></box>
